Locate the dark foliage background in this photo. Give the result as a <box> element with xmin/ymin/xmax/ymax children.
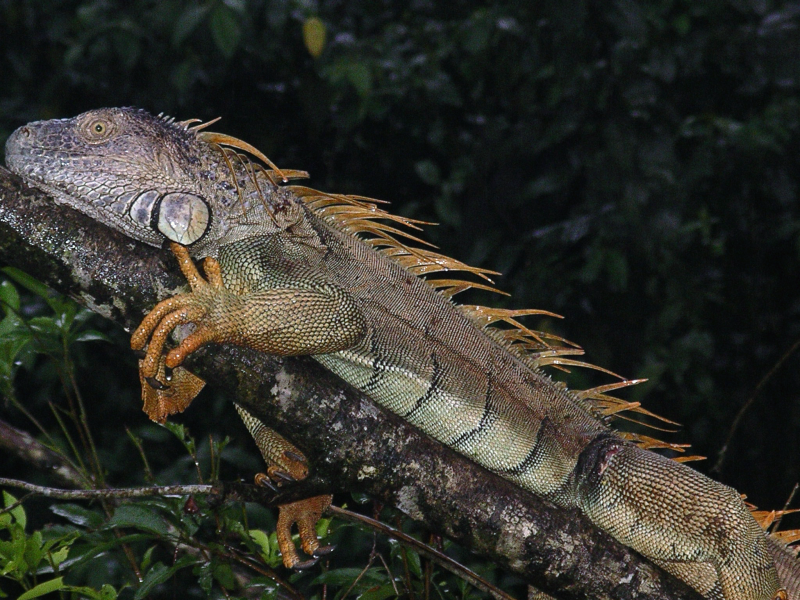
<box><xmin>1</xmin><ymin>0</ymin><xmax>799</xmax><ymax>595</ymax></box>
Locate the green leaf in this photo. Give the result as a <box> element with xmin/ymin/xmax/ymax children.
<box><xmin>248</xmin><ymin>529</ymin><xmax>272</xmax><ymax>559</ymax></box>
<box><xmin>162</xmin><ymin>420</ymin><xmax>188</xmax><ymax>443</ymax></box>
<box><xmin>17</xmin><ymin>577</ymin><xmax>66</xmax><ymax>600</ymax></box>
<box><xmin>195</xmin><ymin>560</ymin><xmax>213</xmax><ymax>594</ymax></box>
<box><xmin>22</xmin><ymin>530</ymin><xmax>44</xmax><ymax>570</ymax></box>
<box><xmin>141</xmin><ymin>544</ymin><xmax>156</xmax><ymax>572</ymax></box>
<box><xmin>0</xmin><ymin>529</ymin><xmax>26</xmax><ymax>577</ymax></box>
<box><xmin>212</xmin><ymin>560</ymin><xmax>236</xmax><ymax>589</ymax></box>
<box><xmin>346</xmin><ymin>63</ymin><xmax>372</xmax><ymax>97</ymax></box>
<box><xmin>48</xmin><ymin>545</ymin><xmax>70</xmax><ymax>568</ymax></box>
<box><xmin>359</xmin><ymin>583</ymin><xmax>397</xmax><ymax>600</ymax></box>
<box><xmin>315</xmin><ymin>515</ymin><xmax>332</xmax><ymax>539</ymax></box>
<box><xmin>134</xmin><ymin>562</ymin><xmax>169</xmax><ymax>600</ymax></box>
<box><xmin>106</xmin><ymin>505</ymin><xmax>170</xmax><ymax>536</ymax></box>
<box><xmin>3</xmin><ymin>492</ymin><xmax>25</xmax><ymax>529</ymax></box>
<box><xmin>349</xmin><ymin>491</ymin><xmax>370</xmax><ymax>504</ymax></box>
<box><xmin>74</xmin><ymin>330</ymin><xmax>112</xmax><ymax>343</ymax></box>
<box><xmin>134</xmin><ymin>556</ymin><xmax>197</xmax><ymax>599</ymax></box>
<box><xmin>312</xmin><ymin>567</ymin><xmax>384</xmax><ymax>586</ymax></box>
<box><xmin>98</xmin><ymin>583</ymin><xmax>119</xmax><ymax>600</ymax></box>
<box><xmin>0</xmin><ymin>280</ymin><xmax>21</xmax><ymax>313</ymax></box>
<box><xmin>64</xmin><ymin>585</ymin><xmax>119</xmax><ymax>600</ymax></box>
<box><xmin>247</xmin><ymin>529</ymin><xmax>282</xmax><ymax>568</ymax></box>
<box><xmin>50</xmin><ymin>504</ymin><xmax>104</xmax><ymax>529</ymax></box>
<box><xmin>414</xmin><ymin>160</ymin><xmax>441</xmax><ymax>186</ymax></box>
<box><xmin>404</xmin><ymin>547</ymin><xmax>421</xmax><ymax>578</ymax></box>
<box><xmin>0</xmin><ymin>268</ymin><xmax>51</xmax><ymax>301</ymax></box>
<box><xmin>209</xmin><ymin>5</ymin><xmax>241</xmax><ymax>58</ymax></box>
<box><xmin>28</xmin><ymin>316</ymin><xmax>63</xmax><ymax>339</ymax></box>
<box><xmin>672</xmin><ymin>13</ymin><xmax>691</xmax><ymax>36</ymax></box>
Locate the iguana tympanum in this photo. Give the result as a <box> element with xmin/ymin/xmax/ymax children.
<box><xmin>5</xmin><ymin>108</ymin><xmax>799</xmax><ymax>599</ymax></box>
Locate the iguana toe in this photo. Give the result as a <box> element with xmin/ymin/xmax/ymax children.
<box><xmin>291</xmin><ymin>557</ymin><xmax>320</xmax><ymax>571</ymax></box>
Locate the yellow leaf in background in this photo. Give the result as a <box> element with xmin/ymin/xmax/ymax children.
<box><xmin>303</xmin><ymin>17</ymin><xmax>326</xmax><ymax>58</ymax></box>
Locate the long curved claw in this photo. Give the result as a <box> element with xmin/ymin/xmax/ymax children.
<box><xmin>313</xmin><ymin>544</ymin><xmax>336</xmax><ymax>557</ymax></box>
<box><xmin>292</xmin><ymin>557</ymin><xmax>320</xmax><ymax>570</ymax></box>
<box><xmin>254</xmin><ymin>472</ymin><xmax>279</xmax><ymax>493</ymax></box>
<box><xmin>145</xmin><ymin>376</ymin><xmax>168</xmax><ymax>391</ymax></box>
<box><xmin>270</xmin><ymin>469</ymin><xmax>298</xmax><ymax>483</ymax></box>
<box><xmin>283</xmin><ymin>450</ymin><xmax>307</xmax><ymax>464</ymax></box>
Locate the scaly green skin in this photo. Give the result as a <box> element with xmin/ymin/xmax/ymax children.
<box><xmin>4</xmin><ymin>108</ymin><xmax>792</xmax><ymax>599</ymax></box>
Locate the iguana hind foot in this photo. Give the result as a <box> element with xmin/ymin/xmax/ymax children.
<box><xmin>240</xmin><ymin>405</ymin><xmax>334</xmax><ymax>570</ymax></box>
<box><xmin>255</xmin><ymin>473</ymin><xmax>334</xmax><ymax>570</ymax></box>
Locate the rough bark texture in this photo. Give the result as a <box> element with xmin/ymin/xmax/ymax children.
<box><xmin>0</xmin><ymin>166</ymin><xmax>703</xmax><ymax>600</ymax></box>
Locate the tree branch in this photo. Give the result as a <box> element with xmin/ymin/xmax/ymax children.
<box><xmin>0</xmin><ymin>166</ymin><xmax>702</xmax><ymax>600</ymax></box>
<box><xmin>0</xmin><ymin>418</ymin><xmax>86</xmax><ymax>488</ymax></box>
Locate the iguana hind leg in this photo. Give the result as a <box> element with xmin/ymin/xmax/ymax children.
<box><xmin>132</xmin><ymin>242</ymin><xmax>365</xmax><ymax>384</ymax></box>
<box><xmin>237</xmin><ymin>404</ymin><xmax>334</xmax><ymax>569</ymax></box>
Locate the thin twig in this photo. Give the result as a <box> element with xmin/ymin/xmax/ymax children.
<box><xmin>0</xmin><ymin>477</ymin><xmax>212</xmax><ymax>501</ymax></box>
<box><xmin>772</xmin><ymin>483</ymin><xmax>800</xmax><ymax>534</ymax></box>
<box><xmin>713</xmin><ymin>336</ymin><xmax>800</xmax><ymax>474</ymax></box>
<box><xmin>329</xmin><ymin>505</ymin><xmax>518</xmax><ymax>600</ymax></box>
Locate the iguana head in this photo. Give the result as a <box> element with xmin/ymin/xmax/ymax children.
<box><xmin>6</xmin><ymin>107</ymin><xmax>296</xmax><ymax>256</ymax></box>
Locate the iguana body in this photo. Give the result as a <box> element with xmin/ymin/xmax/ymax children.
<box><xmin>4</xmin><ymin>108</ymin><xmax>797</xmax><ymax>599</ymax></box>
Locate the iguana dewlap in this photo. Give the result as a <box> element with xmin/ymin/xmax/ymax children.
<box><xmin>5</xmin><ymin>107</ymin><xmax>797</xmax><ymax>599</ymax></box>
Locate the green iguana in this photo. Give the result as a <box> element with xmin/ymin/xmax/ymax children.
<box><xmin>4</xmin><ymin>107</ymin><xmax>799</xmax><ymax>599</ymax></box>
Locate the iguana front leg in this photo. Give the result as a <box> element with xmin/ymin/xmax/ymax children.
<box><xmin>132</xmin><ymin>242</ymin><xmax>366</xmax><ymax>383</ymax></box>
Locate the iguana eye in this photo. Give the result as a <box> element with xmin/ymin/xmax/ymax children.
<box><xmin>81</xmin><ymin>116</ymin><xmax>115</xmax><ymax>142</ymax></box>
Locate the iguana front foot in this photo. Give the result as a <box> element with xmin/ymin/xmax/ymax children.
<box><xmin>132</xmin><ymin>242</ymin><xmax>231</xmax><ymax>382</ymax></box>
